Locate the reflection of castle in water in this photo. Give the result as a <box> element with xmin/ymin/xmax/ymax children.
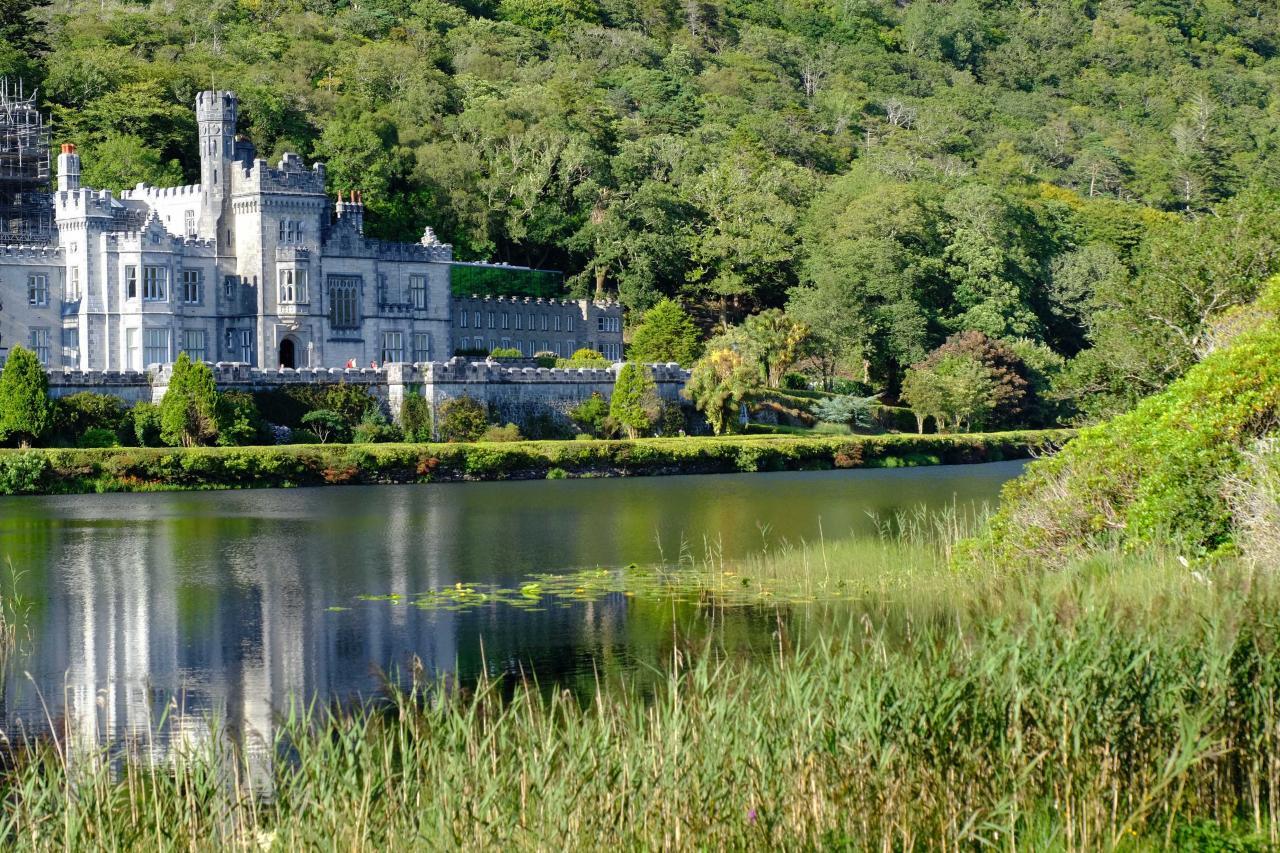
<box><xmin>2</xmin><ymin>488</ymin><xmax>641</xmax><ymax>765</ymax></box>
<box><xmin>4</xmin><ymin>496</ymin><xmax>467</xmax><ymax>756</ymax></box>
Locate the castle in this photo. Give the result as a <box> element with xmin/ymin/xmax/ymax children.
<box><xmin>0</xmin><ymin>90</ymin><xmax>624</xmax><ymax>372</ymax></box>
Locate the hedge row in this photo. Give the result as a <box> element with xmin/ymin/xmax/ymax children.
<box><xmin>0</xmin><ymin>431</ymin><xmax>1075</xmax><ymax>496</ymax></box>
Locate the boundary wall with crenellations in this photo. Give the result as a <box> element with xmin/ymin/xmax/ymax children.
<box><xmin>35</xmin><ymin>359</ymin><xmax>690</xmax><ymax>434</ymax></box>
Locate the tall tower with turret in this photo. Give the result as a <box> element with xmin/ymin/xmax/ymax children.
<box><xmin>196</xmin><ymin>91</ymin><xmax>236</xmax><ymax>242</ymax></box>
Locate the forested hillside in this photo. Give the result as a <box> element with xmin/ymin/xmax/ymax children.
<box><xmin>6</xmin><ymin>0</ymin><xmax>1280</xmax><ymax>417</ymax></box>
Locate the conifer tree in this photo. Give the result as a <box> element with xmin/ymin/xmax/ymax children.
<box><xmin>0</xmin><ymin>345</ymin><xmax>52</xmax><ymax>448</ymax></box>
<box><xmin>627</xmin><ymin>299</ymin><xmax>703</xmax><ymax>367</ymax></box>
<box><xmin>159</xmin><ymin>353</ymin><xmax>219</xmax><ymax>447</ymax></box>
<box><xmin>610</xmin><ymin>362</ymin><xmax>660</xmax><ymax>438</ymax></box>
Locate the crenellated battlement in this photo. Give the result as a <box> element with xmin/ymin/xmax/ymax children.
<box><xmin>120</xmin><ymin>183</ymin><xmax>203</xmax><ymax>201</ymax></box>
<box><xmin>236</xmin><ymin>157</ymin><xmax>327</xmax><ymax>196</ymax></box>
<box><xmin>452</xmin><ymin>293</ymin><xmax>619</xmax><ymax>309</ymax></box>
<box><xmin>0</xmin><ymin>243</ymin><xmax>63</xmax><ymax>260</ymax></box>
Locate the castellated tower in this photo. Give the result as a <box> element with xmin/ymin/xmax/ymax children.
<box><xmin>196</xmin><ymin>90</ymin><xmax>236</xmax><ymax>242</ymax></box>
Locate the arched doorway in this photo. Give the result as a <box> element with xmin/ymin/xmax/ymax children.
<box><xmin>279</xmin><ymin>337</ymin><xmax>296</xmax><ymax>369</ymax></box>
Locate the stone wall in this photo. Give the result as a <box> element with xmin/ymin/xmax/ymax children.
<box><xmin>38</xmin><ymin>359</ymin><xmax>691</xmax><ymax>435</ymax></box>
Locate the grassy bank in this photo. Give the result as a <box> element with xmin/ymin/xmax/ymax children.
<box><xmin>1</xmin><ymin>543</ymin><xmax>1275</xmax><ymax>850</ymax></box>
<box><xmin>0</xmin><ymin>430</ymin><xmax>1070</xmax><ymax>496</ymax></box>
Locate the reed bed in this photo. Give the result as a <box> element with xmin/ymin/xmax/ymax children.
<box><xmin>1</xmin><ymin>547</ymin><xmax>1278</xmax><ymax>850</ymax></box>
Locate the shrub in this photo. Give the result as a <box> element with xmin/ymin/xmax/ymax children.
<box><xmin>438</xmin><ymin>396</ymin><xmax>488</xmax><ymax>442</ymax></box>
<box><xmin>479</xmin><ymin>423</ymin><xmax>523</xmax><ymax>442</ymax></box>
<box><xmin>130</xmin><ymin>402</ymin><xmax>163</xmax><ymax>447</ymax></box>
<box><xmin>290</xmin><ymin>429</ymin><xmax>321</xmax><ymax>445</ymax></box>
<box><xmin>353</xmin><ymin>409</ymin><xmax>402</xmax><ymax>444</ymax></box>
<box><xmin>546</xmin><ymin>467</ymin><xmax>568</xmax><ymax>479</ymax></box>
<box><xmin>400</xmin><ymin>391</ymin><xmax>432</xmax><ymax>442</ymax></box>
<box><xmin>813</xmin><ymin>394</ymin><xmax>880</xmax><ymax>431</ymax></box>
<box><xmin>0</xmin><ymin>451</ymin><xmax>49</xmax><ymax>494</ymax></box>
<box><xmin>79</xmin><ymin>427</ymin><xmax>121</xmax><ymax>448</ymax></box>
<box><xmin>569</xmin><ymin>392</ymin><xmax>609</xmax><ymax>436</ymax></box>
<box><xmin>0</xmin><ymin>345</ymin><xmax>52</xmax><ymax>448</ymax></box>
<box><xmin>52</xmin><ymin>392</ymin><xmax>128</xmax><ymax>445</ymax></box>
<box><xmin>657</xmin><ymin>403</ymin><xmax>687</xmax><ymax>437</ymax></box>
<box><xmin>216</xmin><ymin>392</ymin><xmax>265</xmax><ymax>446</ymax></box>
<box><xmin>489</xmin><ymin>347</ymin><xmax>523</xmax><ymax>358</ymax></box>
<box><xmin>557</xmin><ymin>348</ymin><xmax>611</xmax><ymax>368</ymax></box>
<box><xmin>780</xmin><ymin>372</ymin><xmax>810</xmax><ymax>391</ymax></box>
<box><xmin>160</xmin><ymin>354</ymin><xmax>219</xmax><ymax>447</ymax></box>
<box><xmin>830</xmin><ymin>378</ymin><xmax>873</xmax><ymax>396</ymax></box>
<box><xmin>610</xmin><ymin>363</ymin><xmax>661</xmax><ymax>438</ymax></box>
<box><xmin>533</xmin><ymin>352</ymin><xmax>557</xmax><ymax>368</ymax></box>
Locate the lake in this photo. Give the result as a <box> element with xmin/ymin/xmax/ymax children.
<box><xmin>0</xmin><ymin>461</ymin><xmax>1023</xmax><ymax>752</ymax></box>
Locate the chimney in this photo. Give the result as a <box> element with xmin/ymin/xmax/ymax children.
<box><xmin>335</xmin><ymin>189</ymin><xmax>364</xmax><ymax>235</ymax></box>
<box><xmin>57</xmin><ymin>143</ymin><xmax>81</xmax><ymax>192</ymax></box>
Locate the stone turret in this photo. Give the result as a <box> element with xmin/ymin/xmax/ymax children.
<box><xmin>196</xmin><ymin>90</ymin><xmax>237</xmax><ymax>242</ymax></box>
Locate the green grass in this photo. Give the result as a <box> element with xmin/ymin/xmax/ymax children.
<box><xmin>1</xmin><ymin>539</ymin><xmax>1277</xmax><ymax>850</ymax></box>
<box><xmin>0</xmin><ymin>430</ymin><xmax>1071</xmax><ymax>496</ymax></box>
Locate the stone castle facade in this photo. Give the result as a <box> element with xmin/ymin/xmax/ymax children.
<box><xmin>0</xmin><ymin>90</ymin><xmax>623</xmax><ymax>372</ymax></box>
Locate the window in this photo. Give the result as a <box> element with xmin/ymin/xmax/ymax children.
<box><xmin>459</xmin><ymin>337</ymin><xmax>469</xmax><ymax>350</ymax></box>
<box><xmin>143</xmin><ymin>266</ymin><xmax>167</xmax><ymax>301</ymax></box>
<box><xmin>277</xmin><ymin>219</ymin><xmax>303</xmax><ymax>243</ymax></box>
<box><xmin>182</xmin><ymin>269</ymin><xmax>202</xmax><ymax>304</ymax></box>
<box><xmin>542</xmin><ymin>314</ymin><xmax>548</xmax><ymax>331</ymax></box>
<box><xmin>412</xmin><ymin>332</ymin><xmax>430</xmax><ymax>363</ymax></box>
<box><xmin>501</xmin><ymin>337</ymin><xmax>511</xmax><ymax>349</ymax></box>
<box><xmin>278</xmin><ymin>268</ymin><xmax>307</xmax><ymax>304</ymax></box>
<box><xmin>62</xmin><ymin>327</ymin><xmax>79</xmax><ymax>350</ymax></box>
<box><xmin>27</xmin><ymin>274</ymin><xmax>48</xmax><ymax>306</ymax></box>
<box><xmin>566</xmin><ymin>315</ymin><xmax>575</xmax><ymax>332</ymax></box>
<box><xmin>502</xmin><ymin>312</ymin><xmax>510</xmax><ymax>330</ymax></box>
<box><xmin>68</xmin><ymin>266</ymin><xmax>80</xmax><ymax>301</ymax></box>
<box><xmin>126</xmin><ymin>329</ymin><xmax>140</xmax><ymax>370</ymax></box>
<box><xmin>143</xmin><ymin>328</ymin><xmax>169</xmax><ymax>365</ymax></box>
<box><xmin>487</xmin><ymin>311</ymin><xmax>495</xmax><ymax>329</ymax></box>
<box><xmin>239</xmin><ymin>330</ymin><xmax>253</xmax><ymax>363</ymax></box>
<box><xmin>29</xmin><ymin>327</ymin><xmax>50</xmax><ymax>363</ymax></box>
<box><xmin>554</xmin><ymin>315</ymin><xmax>561</xmax><ymax>331</ymax></box>
<box><xmin>223</xmin><ymin>275</ymin><xmax>236</xmax><ymax>302</ymax></box>
<box><xmin>566</xmin><ymin>339</ymin><xmax>575</xmax><ymax>353</ymax></box>
<box><xmin>603</xmin><ymin>342</ymin><xmax>622</xmax><ymax>360</ymax></box>
<box><xmin>182</xmin><ymin>329</ymin><xmax>206</xmax><ymax>362</ymax></box>
<box><xmin>381</xmin><ymin>331</ymin><xmax>404</xmax><ymax>364</ymax></box>
<box><xmin>597</xmin><ymin>316</ymin><xmax>620</xmax><ymax>333</ymax></box>
<box><xmin>184</xmin><ymin>210</ymin><xmax>196</xmax><ymax>238</ymax></box>
<box><xmin>126</xmin><ymin>266</ymin><xmax>138</xmax><ymax>300</ymax></box>
<box><xmin>410</xmin><ymin>275</ymin><xmax>427</xmax><ymax>310</ymax></box>
<box><xmin>459</xmin><ymin>309</ymin><xmax>469</xmax><ymax>328</ymax></box>
<box><xmin>529</xmin><ymin>313</ymin><xmax>535</xmax><ymax>331</ymax></box>
<box><xmin>327</xmin><ymin>276</ymin><xmax>361</xmax><ymax>329</ymax></box>
<box><xmin>515</xmin><ymin>313</ymin><xmax>522</xmax><ymax>330</ymax></box>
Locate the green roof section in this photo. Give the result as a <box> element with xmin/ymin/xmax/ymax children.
<box><xmin>450</xmin><ymin>263</ymin><xmax>565</xmax><ymax>299</ymax></box>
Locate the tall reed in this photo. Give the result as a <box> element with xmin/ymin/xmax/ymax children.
<box><xmin>1</xmin><ymin>554</ymin><xmax>1277</xmax><ymax>850</ymax></box>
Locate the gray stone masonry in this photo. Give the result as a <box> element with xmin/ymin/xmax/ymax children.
<box><xmin>37</xmin><ymin>360</ymin><xmax>690</xmax><ymax>436</ymax></box>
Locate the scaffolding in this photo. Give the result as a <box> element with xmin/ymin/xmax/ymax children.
<box><xmin>0</xmin><ymin>79</ymin><xmax>52</xmax><ymax>246</ymax></box>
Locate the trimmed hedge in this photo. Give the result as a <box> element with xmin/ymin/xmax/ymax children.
<box><xmin>0</xmin><ymin>431</ymin><xmax>1073</xmax><ymax>496</ymax></box>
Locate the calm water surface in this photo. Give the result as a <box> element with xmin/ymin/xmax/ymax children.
<box><xmin>0</xmin><ymin>462</ymin><xmax>1023</xmax><ymax>750</ymax></box>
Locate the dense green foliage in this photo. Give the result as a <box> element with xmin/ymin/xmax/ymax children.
<box><xmin>0</xmin><ymin>346</ymin><xmax>52</xmax><ymax>448</ymax></box>
<box><xmin>626</xmin><ymin>298</ymin><xmax>703</xmax><ymax>366</ymax></box>
<box><xmin>437</xmin><ymin>395</ymin><xmax>490</xmax><ymax>442</ymax></box>
<box><xmin>15</xmin><ymin>0</ymin><xmax>1280</xmax><ymax>420</ymax></box>
<box><xmin>965</xmin><ymin>279</ymin><xmax>1280</xmax><ymax>568</ymax></box>
<box><xmin>158</xmin><ymin>354</ymin><xmax>219</xmax><ymax>447</ymax></box>
<box><xmin>0</xmin><ymin>431</ymin><xmax>1066</xmax><ymax>494</ymax></box>
<box><xmin>609</xmin><ymin>362</ymin><xmax>659</xmax><ymax>437</ymax></box>
<box><xmin>399</xmin><ymin>391</ymin><xmax>433</xmax><ymax>441</ymax></box>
